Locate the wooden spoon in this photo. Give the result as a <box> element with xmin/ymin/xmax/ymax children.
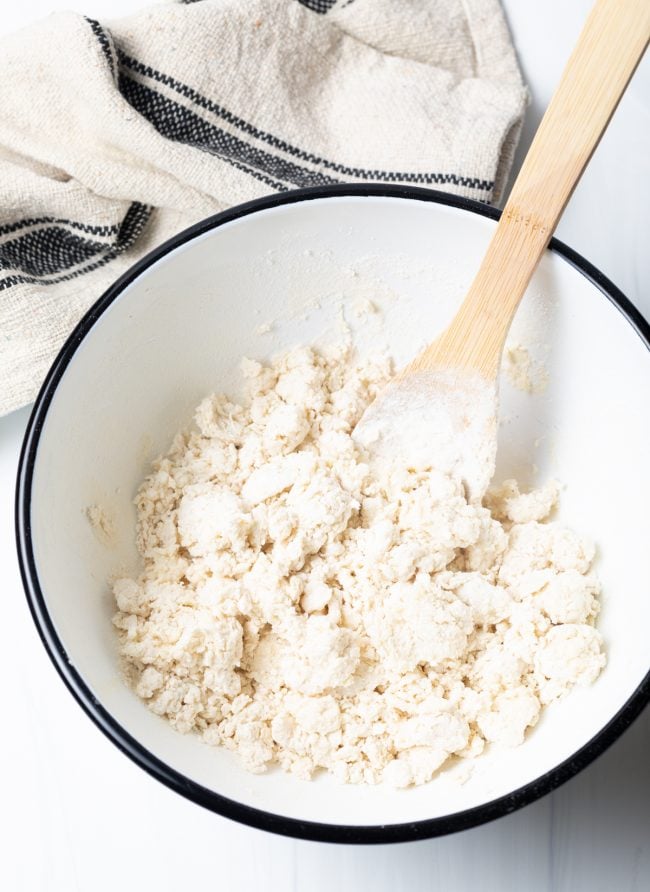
<box><xmin>354</xmin><ymin>0</ymin><xmax>650</xmax><ymax>500</ymax></box>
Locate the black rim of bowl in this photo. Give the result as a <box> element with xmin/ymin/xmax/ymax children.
<box><xmin>15</xmin><ymin>184</ymin><xmax>650</xmax><ymax>845</ymax></box>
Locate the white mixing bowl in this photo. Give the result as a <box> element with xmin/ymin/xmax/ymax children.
<box><xmin>16</xmin><ymin>187</ymin><xmax>650</xmax><ymax>843</ymax></box>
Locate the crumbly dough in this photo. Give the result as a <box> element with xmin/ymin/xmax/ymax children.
<box><xmin>113</xmin><ymin>345</ymin><xmax>605</xmax><ymax>787</ymax></box>
<box><xmin>504</xmin><ymin>343</ymin><xmax>549</xmax><ymax>394</ymax></box>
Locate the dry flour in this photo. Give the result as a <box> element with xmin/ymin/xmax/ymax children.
<box><xmin>113</xmin><ymin>345</ymin><xmax>605</xmax><ymax>787</ymax></box>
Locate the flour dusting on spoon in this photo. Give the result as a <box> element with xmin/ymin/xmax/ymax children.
<box><xmin>353</xmin><ymin>369</ymin><xmax>498</xmax><ymax>501</ymax></box>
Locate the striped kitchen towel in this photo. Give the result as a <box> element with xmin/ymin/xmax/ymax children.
<box><xmin>0</xmin><ymin>0</ymin><xmax>526</xmax><ymax>415</ymax></box>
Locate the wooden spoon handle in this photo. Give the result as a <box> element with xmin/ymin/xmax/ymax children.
<box><xmin>407</xmin><ymin>0</ymin><xmax>650</xmax><ymax>381</ymax></box>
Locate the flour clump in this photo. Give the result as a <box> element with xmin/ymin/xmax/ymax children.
<box><xmin>113</xmin><ymin>345</ymin><xmax>605</xmax><ymax>787</ymax></box>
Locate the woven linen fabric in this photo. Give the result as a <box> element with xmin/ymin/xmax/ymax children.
<box><xmin>0</xmin><ymin>0</ymin><xmax>526</xmax><ymax>415</ymax></box>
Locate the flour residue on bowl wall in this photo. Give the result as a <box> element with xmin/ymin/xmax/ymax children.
<box><xmin>86</xmin><ymin>503</ymin><xmax>118</xmax><ymax>549</ymax></box>
<box><xmin>504</xmin><ymin>343</ymin><xmax>550</xmax><ymax>394</ymax></box>
<box><xmin>248</xmin><ymin>246</ymin><xmax>468</xmax><ymax>362</ymax></box>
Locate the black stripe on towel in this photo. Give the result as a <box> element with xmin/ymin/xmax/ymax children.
<box><xmin>0</xmin><ymin>202</ymin><xmax>151</xmax><ymax>290</ymax></box>
<box><xmin>0</xmin><ymin>216</ymin><xmax>120</xmax><ymax>239</ymax></box>
<box><xmin>118</xmin><ymin>73</ymin><xmax>341</xmax><ymax>190</ymax></box>
<box><xmin>84</xmin><ymin>17</ymin><xmax>116</xmax><ymax>77</ymax></box>
<box><xmin>117</xmin><ymin>52</ymin><xmax>494</xmax><ymax>193</ymax></box>
<box><xmin>297</xmin><ymin>1</ymin><xmax>339</xmax><ymax>14</ymax></box>
<box><xmin>0</xmin><ymin>228</ymin><xmax>108</xmax><ymax>277</ymax></box>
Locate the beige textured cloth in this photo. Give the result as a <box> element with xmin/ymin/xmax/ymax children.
<box><xmin>0</xmin><ymin>0</ymin><xmax>526</xmax><ymax>415</ymax></box>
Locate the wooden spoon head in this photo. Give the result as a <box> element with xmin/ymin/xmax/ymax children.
<box><xmin>353</xmin><ymin>369</ymin><xmax>498</xmax><ymax>501</ymax></box>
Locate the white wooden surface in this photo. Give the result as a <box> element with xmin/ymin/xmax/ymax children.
<box><xmin>1</xmin><ymin>2</ymin><xmax>648</xmax><ymax>890</ymax></box>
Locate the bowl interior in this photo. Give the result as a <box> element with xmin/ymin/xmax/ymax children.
<box><xmin>27</xmin><ymin>195</ymin><xmax>650</xmax><ymax>829</ymax></box>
